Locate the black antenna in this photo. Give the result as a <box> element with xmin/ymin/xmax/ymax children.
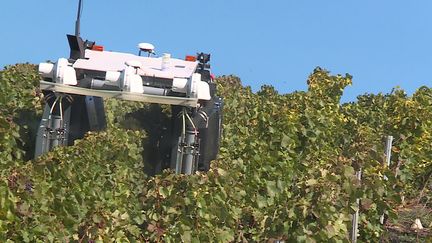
<box><xmin>75</xmin><ymin>0</ymin><xmax>83</xmax><ymax>37</ymax></box>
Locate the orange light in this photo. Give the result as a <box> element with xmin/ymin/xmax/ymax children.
<box><xmin>92</xmin><ymin>45</ymin><xmax>104</xmax><ymax>51</ymax></box>
<box><xmin>185</xmin><ymin>55</ymin><xmax>197</xmax><ymax>62</ymax></box>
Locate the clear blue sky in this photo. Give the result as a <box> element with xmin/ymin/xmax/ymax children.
<box><xmin>1</xmin><ymin>0</ymin><xmax>431</xmax><ymax>102</ymax></box>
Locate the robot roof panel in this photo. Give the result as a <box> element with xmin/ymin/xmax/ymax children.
<box><xmin>73</xmin><ymin>50</ymin><xmax>198</xmax><ymax>79</ymax></box>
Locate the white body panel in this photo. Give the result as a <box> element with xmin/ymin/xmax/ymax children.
<box><xmin>39</xmin><ymin>49</ymin><xmax>212</xmax><ymax>106</ymax></box>
<box><xmin>73</xmin><ymin>50</ymin><xmax>198</xmax><ymax>79</ymax></box>
<box><xmin>39</xmin><ymin>58</ymin><xmax>77</xmax><ymax>85</ymax></box>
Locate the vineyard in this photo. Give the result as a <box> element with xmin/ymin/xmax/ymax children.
<box><xmin>0</xmin><ymin>63</ymin><xmax>431</xmax><ymax>242</ymax></box>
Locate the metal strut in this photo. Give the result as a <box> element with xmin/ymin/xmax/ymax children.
<box><xmin>173</xmin><ymin>108</ymin><xmax>200</xmax><ymax>174</ymax></box>
<box><xmin>35</xmin><ymin>94</ymin><xmax>71</xmax><ymax>157</ymax></box>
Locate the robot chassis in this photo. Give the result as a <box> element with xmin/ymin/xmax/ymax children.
<box><xmin>35</xmin><ymin>3</ymin><xmax>223</xmax><ymax>175</ymax></box>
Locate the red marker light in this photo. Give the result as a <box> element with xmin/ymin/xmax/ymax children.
<box><xmin>185</xmin><ymin>55</ymin><xmax>197</xmax><ymax>62</ymax></box>
<box><xmin>92</xmin><ymin>45</ymin><xmax>104</xmax><ymax>51</ymax></box>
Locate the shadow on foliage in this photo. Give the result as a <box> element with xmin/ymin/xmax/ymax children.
<box><xmin>14</xmin><ymin>109</ymin><xmax>42</xmax><ymax>161</ymax></box>
<box><xmin>121</xmin><ymin>104</ymin><xmax>172</xmax><ymax>176</ymax></box>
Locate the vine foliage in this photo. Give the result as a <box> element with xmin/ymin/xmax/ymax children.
<box><xmin>0</xmin><ymin>64</ymin><xmax>430</xmax><ymax>242</ymax></box>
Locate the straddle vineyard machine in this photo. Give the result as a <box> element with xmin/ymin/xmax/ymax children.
<box><xmin>35</xmin><ymin>1</ymin><xmax>223</xmax><ymax>175</ymax></box>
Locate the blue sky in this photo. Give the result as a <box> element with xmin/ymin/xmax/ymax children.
<box><xmin>1</xmin><ymin>0</ymin><xmax>431</xmax><ymax>102</ymax></box>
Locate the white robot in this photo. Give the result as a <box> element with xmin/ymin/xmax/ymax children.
<box><xmin>35</xmin><ymin>0</ymin><xmax>223</xmax><ymax>175</ymax></box>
